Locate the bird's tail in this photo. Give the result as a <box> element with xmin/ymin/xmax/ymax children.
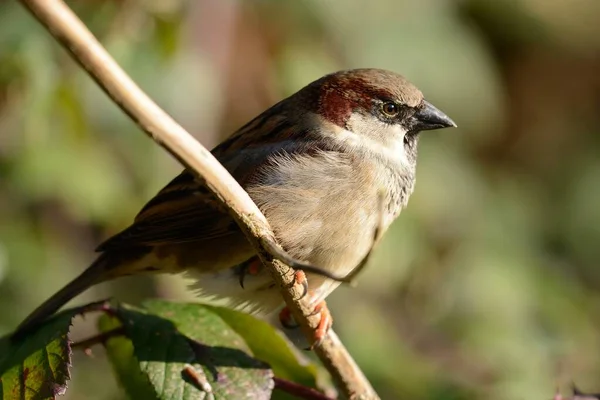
<box><xmin>12</xmin><ymin>253</ymin><xmax>114</xmax><ymax>339</ymax></box>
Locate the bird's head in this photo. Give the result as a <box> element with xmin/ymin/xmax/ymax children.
<box><xmin>299</xmin><ymin>68</ymin><xmax>456</xmax><ymax>166</ymax></box>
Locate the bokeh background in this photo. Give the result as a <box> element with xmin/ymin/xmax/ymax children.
<box><xmin>1</xmin><ymin>0</ymin><xmax>599</xmax><ymax>399</ymax></box>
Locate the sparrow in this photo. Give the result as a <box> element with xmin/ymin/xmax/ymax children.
<box><xmin>13</xmin><ymin>68</ymin><xmax>456</xmax><ymax>343</ymax></box>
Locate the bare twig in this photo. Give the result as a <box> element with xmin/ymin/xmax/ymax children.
<box><xmin>72</xmin><ymin>326</ymin><xmax>126</xmax><ymax>351</ymax></box>
<box><xmin>274</xmin><ymin>377</ymin><xmax>336</xmax><ymax>400</ymax></box>
<box><xmin>17</xmin><ymin>1</ymin><xmax>378</xmax><ymax>399</ymax></box>
<box><xmin>182</xmin><ymin>364</ymin><xmax>214</xmax><ymax>395</ymax></box>
<box><xmin>73</xmin><ymin>299</ymin><xmax>113</xmax><ymax>318</ymax></box>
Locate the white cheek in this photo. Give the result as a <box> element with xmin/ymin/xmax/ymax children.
<box><xmin>387</xmin><ymin>124</ymin><xmax>409</xmax><ymax>163</ymax></box>
<box><xmin>363</xmin><ymin>120</ymin><xmax>410</xmax><ymax>167</ymax></box>
<box><xmin>322</xmin><ymin>113</ymin><xmax>410</xmax><ymax>168</ymax></box>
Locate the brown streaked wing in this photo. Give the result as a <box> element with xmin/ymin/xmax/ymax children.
<box><xmin>96</xmin><ymin>100</ymin><xmax>302</xmax><ymax>252</ymax></box>
<box><xmin>96</xmin><ymin>171</ymin><xmax>238</xmax><ymax>251</ymax></box>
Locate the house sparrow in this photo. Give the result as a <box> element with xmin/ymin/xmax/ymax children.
<box><xmin>14</xmin><ymin>68</ymin><xmax>456</xmax><ymax>343</ymax></box>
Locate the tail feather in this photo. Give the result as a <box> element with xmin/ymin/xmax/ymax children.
<box><xmin>13</xmin><ymin>254</ymin><xmax>111</xmax><ymax>339</ymax></box>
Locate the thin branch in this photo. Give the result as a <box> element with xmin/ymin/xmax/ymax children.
<box><xmin>274</xmin><ymin>377</ymin><xmax>336</xmax><ymax>400</ymax></box>
<box><xmin>73</xmin><ymin>299</ymin><xmax>113</xmax><ymax>317</ymax></box>
<box><xmin>182</xmin><ymin>364</ymin><xmax>214</xmax><ymax>394</ymax></box>
<box><xmin>17</xmin><ymin>1</ymin><xmax>378</xmax><ymax>399</ymax></box>
<box><xmin>72</xmin><ymin>327</ymin><xmax>125</xmax><ymax>350</ymax></box>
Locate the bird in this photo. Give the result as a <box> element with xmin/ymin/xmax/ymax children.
<box><xmin>13</xmin><ymin>68</ymin><xmax>456</xmax><ymax>343</ymax></box>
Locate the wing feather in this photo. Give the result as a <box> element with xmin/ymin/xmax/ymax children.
<box><xmin>96</xmin><ymin>171</ymin><xmax>238</xmax><ymax>251</ymax></box>
<box><xmin>96</xmin><ymin>102</ymin><xmax>311</xmax><ymax>252</ymax></box>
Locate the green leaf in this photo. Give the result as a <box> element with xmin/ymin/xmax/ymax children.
<box><xmin>102</xmin><ymin>301</ymin><xmax>274</xmax><ymax>400</ymax></box>
<box><xmin>205</xmin><ymin>305</ymin><xmax>321</xmax><ymax>389</ymax></box>
<box><xmin>0</xmin><ymin>309</ymin><xmax>78</xmax><ymax>400</ymax></box>
<box><xmin>98</xmin><ymin>315</ymin><xmax>159</xmax><ymax>400</ymax></box>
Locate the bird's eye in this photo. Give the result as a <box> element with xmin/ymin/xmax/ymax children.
<box><xmin>381</xmin><ymin>102</ymin><xmax>399</xmax><ymax>117</ymax></box>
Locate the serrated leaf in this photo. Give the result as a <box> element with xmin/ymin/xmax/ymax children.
<box><xmin>98</xmin><ymin>315</ymin><xmax>159</xmax><ymax>400</ymax></box>
<box><xmin>205</xmin><ymin>305</ymin><xmax>321</xmax><ymax>388</ymax></box>
<box><xmin>0</xmin><ymin>309</ymin><xmax>78</xmax><ymax>400</ymax></box>
<box><xmin>104</xmin><ymin>301</ymin><xmax>274</xmax><ymax>400</ymax></box>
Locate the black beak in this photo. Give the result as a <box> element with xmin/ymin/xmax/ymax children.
<box><xmin>409</xmin><ymin>100</ymin><xmax>456</xmax><ymax>132</ymax></box>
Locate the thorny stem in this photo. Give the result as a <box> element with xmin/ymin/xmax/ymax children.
<box><xmin>274</xmin><ymin>377</ymin><xmax>336</xmax><ymax>400</ymax></box>
<box><xmin>72</xmin><ymin>326</ymin><xmax>125</xmax><ymax>350</ymax></box>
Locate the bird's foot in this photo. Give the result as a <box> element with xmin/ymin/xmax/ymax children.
<box><xmin>278</xmin><ymin>298</ymin><xmax>332</xmax><ymax>348</ymax></box>
<box><xmin>239</xmin><ymin>258</ymin><xmax>308</xmax><ymax>299</ymax></box>
<box><xmin>310</xmin><ymin>301</ymin><xmax>332</xmax><ymax>347</ymax></box>
<box><xmin>293</xmin><ymin>270</ymin><xmax>309</xmax><ymax>299</ymax></box>
<box><xmin>238</xmin><ymin>257</ymin><xmax>262</xmax><ymax>289</ymax></box>
<box><xmin>278</xmin><ymin>306</ymin><xmax>299</xmax><ymax>329</ymax></box>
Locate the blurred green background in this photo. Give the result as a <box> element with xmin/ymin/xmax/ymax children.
<box><xmin>1</xmin><ymin>0</ymin><xmax>599</xmax><ymax>399</ymax></box>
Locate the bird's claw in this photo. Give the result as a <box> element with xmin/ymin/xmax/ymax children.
<box><xmin>278</xmin><ymin>306</ymin><xmax>299</xmax><ymax>329</ymax></box>
<box><xmin>239</xmin><ymin>258</ymin><xmax>309</xmax><ymax>299</ymax></box>
<box><xmin>308</xmin><ymin>301</ymin><xmax>332</xmax><ymax>349</ymax></box>
<box><xmin>293</xmin><ymin>270</ymin><xmax>309</xmax><ymax>299</ymax></box>
<box><xmin>278</xmin><ymin>300</ymin><xmax>333</xmax><ymax>350</ymax></box>
<box><xmin>238</xmin><ymin>257</ymin><xmax>262</xmax><ymax>289</ymax></box>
